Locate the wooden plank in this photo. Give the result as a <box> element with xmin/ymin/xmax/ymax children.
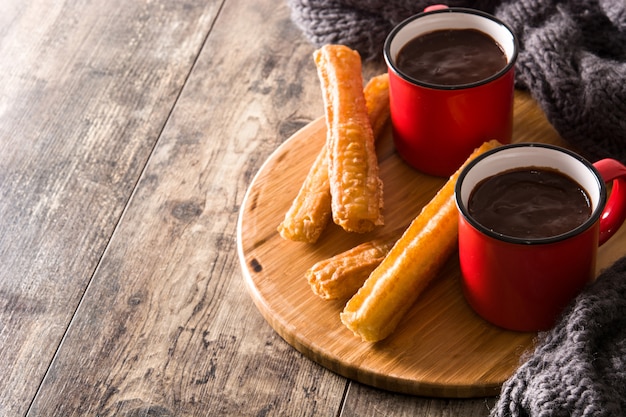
<box><xmin>342</xmin><ymin>383</ymin><xmax>496</xmax><ymax>417</ymax></box>
<box><xmin>0</xmin><ymin>0</ymin><xmax>220</xmax><ymax>415</ymax></box>
<box><xmin>27</xmin><ymin>1</ymin><xmax>350</xmax><ymax>416</ymax></box>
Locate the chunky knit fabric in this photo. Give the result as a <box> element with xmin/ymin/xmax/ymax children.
<box><xmin>287</xmin><ymin>0</ymin><xmax>626</xmax><ymax>164</ymax></box>
<box><xmin>491</xmin><ymin>256</ymin><xmax>626</xmax><ymax>417</ymax></box>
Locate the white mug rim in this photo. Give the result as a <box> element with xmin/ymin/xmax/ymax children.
<box><xmin>454</xmin><ymin>143</ymin><xmax>607</xmax><ymax>245</ymax></box>
<box><xmin>384</xmin><ymin>7</ymin><xmax>518</xmax><ymax>90</ymax></box>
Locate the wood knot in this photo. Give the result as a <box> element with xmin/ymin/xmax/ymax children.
<box><xmin>169</xmin><ymin>199</ymin><xmax>204</xmax><ymax>221</ymax></box>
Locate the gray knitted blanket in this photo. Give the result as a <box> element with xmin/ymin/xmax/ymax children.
<box><xmin>287</xmin><ymin>0</ymin><xmax>626</xmax><ymax>164</ymax></box>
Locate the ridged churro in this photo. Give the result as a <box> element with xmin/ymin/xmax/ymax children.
<box><xmin>341</xmin><ymin>140</ymin><xmax>502</xmax><ymax>342</ymax></box>
<box><xmin>277</xmin><ymin>73</ymin><xmax>389</xmax><ymax>242</ymax></box>
<box><xmin>364</xmin><ymin>73</ymin><xmax>390</xmax><ymax>139</ymax></box>
<box><xmin>315</xmin><ymin>45</ymin><xmax>384</xmax><ymax>233</ymax></box>
<box><xmin>277</xmin><ymin>145</ymin><xmax>332</xmax><ymax>243</ymax></box>
<box><xmin>306</xmin><ymin>231</ymin><xmax>399</xmax><ymax>300</ymax></box>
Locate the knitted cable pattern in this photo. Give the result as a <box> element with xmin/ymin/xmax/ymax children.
<box><xmin>287</xmin><ymin>0</ymin><xmax>626</xmax><ymax>163</ymax></box>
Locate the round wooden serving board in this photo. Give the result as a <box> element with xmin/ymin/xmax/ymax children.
<box><xmin>236</xmin><ymin>91</ymin><xmax>626</xmax><ymax>397</ymax></box>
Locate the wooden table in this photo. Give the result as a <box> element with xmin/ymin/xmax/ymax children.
<box><xmin>3</xmin><ymin>1</ymin><xmax>625</xmax><ymax>416</ymax></box>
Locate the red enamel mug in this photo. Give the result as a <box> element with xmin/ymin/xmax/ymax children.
<box><xmin>384</xmin><ymin>8</ymin><xmax>518</xmax><ymax>177</ymax></box>
<box><xmin>455</xmin><ymin>143</ymin><xmax>626</xmax><ymax>332</ymax></box>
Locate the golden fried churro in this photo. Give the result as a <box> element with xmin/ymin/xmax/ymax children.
<box><xmin>277</xmin><ymin>145</ymin><xmax>332</xmax><ymax>243</ymax></box>
<box><xmin>340</xmin><ymin>140</ymin><xmax>502</xmax><ymax>342</ymax></box>
<box><xmin>306</xmin><ymin>231</ymin><xmax>398</xmax><ymax>300</ymax></box>
<box><xmin>364</xmin><ymin>73</ymin><xmax>390</xmax><ymax>139</ymax></box>
<box><xmin>277</xmin><ymin>73</ymin><xmax>389</xmax><ymax>243</ymax></box>
<box><xmin>315</xmin><ymin>45</ymin><xmax>384</xmax><ymax>233</ymax></box>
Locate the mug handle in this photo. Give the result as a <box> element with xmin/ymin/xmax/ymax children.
<box><xmin>593</xmin><ymin>158</ymin><xmax>626</xmax><ymax>245</ymax></box>
<box><xmin>424</xmin><ymin>4</ymin><xmax>449</xmax><ymax>12</ymax></box>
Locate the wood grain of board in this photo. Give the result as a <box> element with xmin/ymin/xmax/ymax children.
<box><xmin>237</xmin><ymin>90</ymin><xmax>626</xmax><ymax>398</ymax></box>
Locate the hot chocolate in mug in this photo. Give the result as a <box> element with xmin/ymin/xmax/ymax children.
<box><xmin>384</xmin><ymin>7</ymin><xmax>518</xmax><ymax>177</ymax></box>
<box><xmin>455</xmin><ymin>143</ymin><xmax>626</xmax><ymax>332</ymax></box>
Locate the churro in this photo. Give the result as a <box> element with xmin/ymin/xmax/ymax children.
<box><xmin>306</xmin><ymin>231</ymin><xmax>398</xmax><ymax>300</ymax></box>
<box><xmin>315</xmin><ymin>44</ymin><xmax>384</xmax><ymax>233</ymax></box>
<box><xmin>278</xmin><ymin>73</ymin><xmax>389</xmax><ymax>242</ymax></box>
<box><xmin>340</xmin><ymin>140</ymin><xmax>502</xmax><ymax>342</ymax></box>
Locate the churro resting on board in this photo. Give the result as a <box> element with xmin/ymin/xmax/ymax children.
<box><xmin>341</xmin><ymin>140</ymin><xmax>502</xmax><ymax>342</ymax></box>
<box><xmin>277</xmin><ymin>73</ymin><xmax>389</xmax><ymax>242</ymax></box>
<box><xmin>277</xmin><ymin>145</ymin><xmax>332</xmax><ymax>243</ymax></box>
<box><xmin>315</xmin><ymin>44</ymin><xmax>384</xmax><ymax>233</ymax></box>
<box><xmin>306</xmin><ymin>231</ymin><xmax>398</xmax><ymax>300</ymax></box>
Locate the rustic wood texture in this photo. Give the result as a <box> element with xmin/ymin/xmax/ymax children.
<box><xmin>1</xmin><ymin>0</ymin><xmax>625</xmax><ymax>416</ymax></box>
<box><xmin>0</xmin><ymin>1</ymin><xmax>221</xmax><ymax>415</ymax></box>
